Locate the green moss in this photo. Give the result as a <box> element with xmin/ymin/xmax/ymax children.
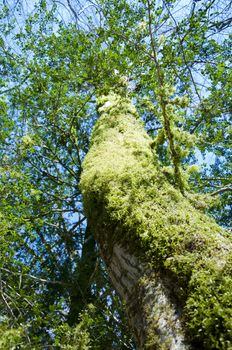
<box><xmin>80</xmin><ymin>92</ymin><xmax>232</xmax><ymax>349</ymax></box>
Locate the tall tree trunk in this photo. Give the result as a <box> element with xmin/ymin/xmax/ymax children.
<box><xmin>80</xmin><ymin>93</ymin><xmax>232</xmax><ymax>350</ymax></box>
<box><xmin>68</xmin><ymin>224</ymin><xmax>96</xmax><ymax>325</ymax></box>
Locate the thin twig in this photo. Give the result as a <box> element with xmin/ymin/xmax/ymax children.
<box><xmin>0</xmin><ymin>267</ymin><xmax>71</xmax><ymax>287</ymax></box>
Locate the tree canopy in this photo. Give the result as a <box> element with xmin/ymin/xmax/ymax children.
<box><xmin>0</xmin><ymin>0</ymin><xmax>231</xmax><ymax>348</ymax></box>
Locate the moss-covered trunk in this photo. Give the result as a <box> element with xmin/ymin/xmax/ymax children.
<box><xmin>80</xmin><ymin>93</ymin><xmax>232</xmax><ymax>350</ymax></box>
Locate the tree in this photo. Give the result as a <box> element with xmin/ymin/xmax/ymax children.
<box><xmin>80</xmin><ymin>91</ymin><xmax>232</xmax><ymax>349</ymax></box>
<box><xmin>0</xmin><ymin>0</ymin><xmax>231</xmax><ymax>348</ymax></box>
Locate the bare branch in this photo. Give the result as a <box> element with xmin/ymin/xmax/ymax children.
<box><xmin>211</xmin><ymin>186</ymin><xmax>232</xmax><ymax>196</ymax></box>
<box><xmin>0</xmin><ymin>267</ymin><xmax>71</xmax><ymax>287</ymax></box>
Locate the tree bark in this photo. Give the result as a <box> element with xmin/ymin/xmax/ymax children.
<box><xmin>68</xmin><ymin>224</ymin><xmax>96</xmax><ymax>326</ymax></box>
<box><xmin>80</xmin><ymin>93</ymin><xmax>232</xmax><ymax>349</ymax></box>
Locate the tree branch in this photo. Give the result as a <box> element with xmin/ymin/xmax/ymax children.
<box><xmin>211</xmin><ymin>186</ymin><xmax>232</xmax><ymax>196</ymax></box>
<box><xmin>0</xmin><ymin>267</ymin><xmax>71</xmax><ymax>287</ymax></box>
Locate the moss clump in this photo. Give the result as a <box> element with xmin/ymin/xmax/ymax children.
<box><xmin>80</xmin><ymin>92</ymin><xmax>232</xmax><ymax>349</ymax></box>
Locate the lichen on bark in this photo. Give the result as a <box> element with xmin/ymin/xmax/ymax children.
<box><xmin>80</xmin><ymin>92</ymin><xmax>232</xmax><ymax>349</ymax></box>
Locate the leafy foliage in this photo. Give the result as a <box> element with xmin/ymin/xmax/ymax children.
<box><xmin>0</xmin><ymin>0</ymin><xmax>231</xmax><ymax>348</ymax></box>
